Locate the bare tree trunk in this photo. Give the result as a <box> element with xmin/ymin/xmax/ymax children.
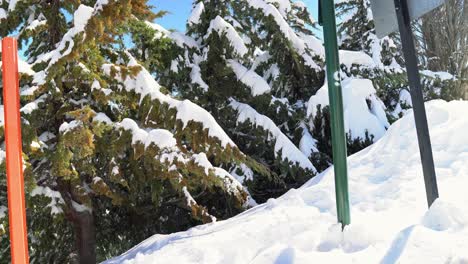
<box><xmin>74</xmin><ymin>211</ymin><xmax>96</xmax><ymax>264</ymax></box>
<box><xmin>58</xmin><ymin>179</ymin><xmax>97</xmax><ymax>264</ymax></box>
<box><xmin>421</xmin><ymin>11</ymin><xmax>442</xmax><ymax>71</ymax></box>
<box><xmin>419</xmin><ymin>0</ymin><xmax>467</xmax><ymax>98</ymax></box>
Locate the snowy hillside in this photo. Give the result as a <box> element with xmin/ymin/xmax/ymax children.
<box><xmin>105</xmin><ymin>100</ymin><xmax>468</xmax><ymax>264</ymax></box>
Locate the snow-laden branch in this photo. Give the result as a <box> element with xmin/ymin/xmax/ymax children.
<box><xmin>91</xmin><ymin>113</ymin><xmax>249</xmax><ymax>204</ymax></box>
<box><xmin>206</xmin><ymin>16</ymin><xmax>248</xmax><ymax>57</ymax></box>
<box><xmin>227</xmin><ymin>60</ymin><xmax>271</xmax><ymax>96</ymax></box>
<box><xmin>102</xmin><ymin>54</ymin><xmax>236</xmax><ymax>148</ymax></box>
<box><xmin>204</xmin><ymin>16</ymin><xmax>249</xmax><ymax>56</ymax></box>
<box><xmin>245</xmin><ymin>0</ymin><xmax>323</xmax><ymax>69</ymax></box>
<box><xmin>229</xmin><ymin>99</ymin><xmax>316</xmax><ymax>172</ymax></box>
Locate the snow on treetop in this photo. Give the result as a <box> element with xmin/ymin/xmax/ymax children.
<box><xmin>292</xmin><ymin>1</ymin><xmax>307</xmax><ymax>9</ymax></box>
<box><xmin>206</xmin><ymin>16</ymin><xmax>248</xmax><ymax>57</ymax></box>
<box><xmin>266</xmin><ymin>0</ymin><xmax>292</xmax><ymax>17</ymax></box>
<box><xmin>0</xmin><ymin>8</ymin><xmax>7</xmax><ymax>19</ymax></box>
<box><xmin>169</xmin><ymin>32</ymin><xmax>200</xmax><ymax>49</ymax></box>
<box><xmin>145</xmin><ymin>21</ymin><xmax>200</xmax><ymax>49</ymax></box>
<box><xmin>298</xmin><ymin>32</ymin><xmax>325</xmax><ymax>58</ymax></box>
<box><xmin>246</xmin><ymin>0</ymin><xmax>322</xmax><ymax>69</ymax></box>
<box><xmin>105</xmin><ymin>100</ymin><xmax>468</xmax><ymax>264</ymax></box>
<box><xmin>144</xmin><ymin>21</ymin><xmax>170</xmax><ymax>39</ymax></box>
<box><xmin>189</xmin><ymin>55</ymin><xmax>209</xmax><ymax>91</ymax></box>
<box><xmin>93</xmin><ymin>0</ymin><xmax>109</xmax><ymax>11</ymax></box>
<box><xmin>230</xmin><ymin>99</ymin><xmax>316</xmax><ymax>172</ymax></box>
<box><xmin>6</xmin><ymin>0</ymin><xmax>18</xmax><ymax>11</ymax></box>
<box><xmin>188</xmin><ymin>2</ymin><xmax>204</xmax><ymax>26</ymax></box>
<box><xmin>228</xmin><ymin>60</ymin><xmax>271</xmax><ymax>96</ymax></box>
<box><xmin>73</xmin><ymin>5</ymin><xmax>93</xmax><ymax>32</ymax></box>
<box><xmin>20</xmin><ymin>94</ymin><xmax>46</xmax><ymax>115</ymax></box>
<box><xmin>299</xmin><ymin>122</ymin><xmax>318</xmax><ymax>158</ymax></box>
<box><xmin>308</xmin><ymin>78</ymin><xmax>389</xmax><ymax>141</ymax></box>
<box><xmin>368</xmin><ymin>35</ymin><xmax>404</xmax><ymax>73</ymax></box>
<box><xmin>339</xmin><ymin>50</ymin><xmax>375</xmax><ymax>69</ymax></box>
<box><xmin>34</xmin><ymin>4</ymin><xmax>95</xmax><ymax>82</ymax></box>
<box><xmin>144</xmin><ymin>21</ymin><xmax>200</xmax><ymax>49</ymax></box>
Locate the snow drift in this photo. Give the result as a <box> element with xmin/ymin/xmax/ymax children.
<box><xmin>105</xmin><ymin>100</ymin><xmax>468</xmax><ymax>264</ymax></box>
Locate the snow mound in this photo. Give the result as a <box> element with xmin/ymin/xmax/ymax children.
<box><xmin>422</xmin><ymin>199</ymin><xmax>467</xmax><ymax>231</ymax></box>
<box><xmin>307</xmin><ymin>78</ymin><xmax>389</xmax><ymax>141</ymax></box>
<box><xmin>105</xmin><ymin>100</ymin><xmax>468</xmax><ymax>264</ymax></box>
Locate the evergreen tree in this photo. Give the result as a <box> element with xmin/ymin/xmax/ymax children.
<box><xmin>303</xmin><ymin>0</ymin><xmax>459</xmax><ymax>168</ymax></box>
<box><xmin>149</xmin><ymin>0</ymin><xmax>328</xmax><ymax>201</ymax></box>
<box><xmin>137</xmin><ymin>0</ymin><xmax>399</xmax><ymax>199</ymax></box>
<box><xmin>0</xmin><ymin>1</ymin><xmax>265</xmax><ymax>262</ymax></box>
<box><xmin>336</xmin><ymin>0</ymin><xmax>407</xmax><ymax>116</ymax></box>
<box><xmin>302</xmin><ymin>0</ymin><xmax>393</xmax><ymax>167</ymax></box>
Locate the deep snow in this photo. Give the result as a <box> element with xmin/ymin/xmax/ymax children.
<box><xmin>105</xmin><ymin>100</ymin><xmax>468</xmax><ymax>264</ymax></box>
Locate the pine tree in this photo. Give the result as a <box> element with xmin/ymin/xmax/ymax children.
<box><xmin>240</xmin><ymin>0</ymin><xmax>327</xmax><ymax>175</ymax></box>
<box><xmin>336</xmin><ymin>0</ymin><xmax>407</xmax><ymax>115</ymax></box>
<box><xmin>148</xmin><ymin>0</ymin><xmax>329</xmax><ymax>202</ymax></box>
<box><xmin>301</xmin><ymin>0</ymin><xmax>393</xmax><ymax>166</ymax></box>
<box><xmin>0</xmin><ymin>0</ymin><xmax>264</xmax><ymax>262</ymax></box>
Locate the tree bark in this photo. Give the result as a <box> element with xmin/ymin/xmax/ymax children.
<box><xmin>73</xmin><ymin>210</ymin><xmax>96</xmax><ymax>264</ymax></box>
<box><xmin>419</xmin><ymin>0</ymin><xmax>467</xmax><ymax>98</ymax></box>
<box><xmin>58</xmin><ymin>179</ymin><xmax>97</xmax><ymax>264</ymax></box>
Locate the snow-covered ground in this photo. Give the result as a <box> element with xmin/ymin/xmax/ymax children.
<box><xmin>104</xmin><ymin>100</ymin><xmax>468</xmax><ymax>264</ymax></box>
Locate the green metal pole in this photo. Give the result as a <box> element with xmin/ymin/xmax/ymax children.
<box><xmin>319</xmin><ymin>0</ymin><xmax>351</xmax><ymax>227</ymax></box>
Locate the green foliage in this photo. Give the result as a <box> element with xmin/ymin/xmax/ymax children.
<box><xmin>151</xmin><ymin>0</ymin><xmax>328</xmax><ymax>202</ymax></box>
<box><xmin>0</xmin><ymin>0</ymin><xmax>263</xmax><ymax>262</ymax></box>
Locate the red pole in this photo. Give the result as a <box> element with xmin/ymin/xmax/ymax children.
<box><xmin>2</xmin><ymin>37</ymin><xmax>30</xmax><ymax>264</ymax></box>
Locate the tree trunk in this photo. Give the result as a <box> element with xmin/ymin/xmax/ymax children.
<box><xmin>74</xmin><ymin>210</ymin><xmax>96</xmax><ymax>264</ymax></box>
<box><xmin>421</xmin><ymin>13</ymin><xmax>441</xmax><ymax>72</ymax></box>
<box><xmin>58</xmin><ymin>179</ymin><xmax>97</xmax><ymax>264</ymax></box>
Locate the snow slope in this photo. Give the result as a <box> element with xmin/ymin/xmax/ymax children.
<box><xmin>105</xmin><ymin>100</ymin><xmax>468</xmax><ymax>264</ymax></box>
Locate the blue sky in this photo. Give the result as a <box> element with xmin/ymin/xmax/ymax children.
<box><xmin>19</xmin><ymin>1</ymin><xmax>321</xmax><ymax>59</ymax></box>
<box><xmin>150</xmin><ymin>0</ymin><xmax>320</xmax><ymax>33</ymax></box>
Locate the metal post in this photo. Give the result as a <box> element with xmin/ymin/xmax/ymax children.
<box><xmin>2</xmin><ymin>37</ymin><xmax>30</xmax><ymax>264</ymax></box>
<box><xmin>394</xmin><ymin>0</ymin><xmax>439</xmax><ymax>207</ymax></box>
<box><xmin>319</xmin><ymin>0</ymin><xmax>351</xmax><ymax>227</ymax></box>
